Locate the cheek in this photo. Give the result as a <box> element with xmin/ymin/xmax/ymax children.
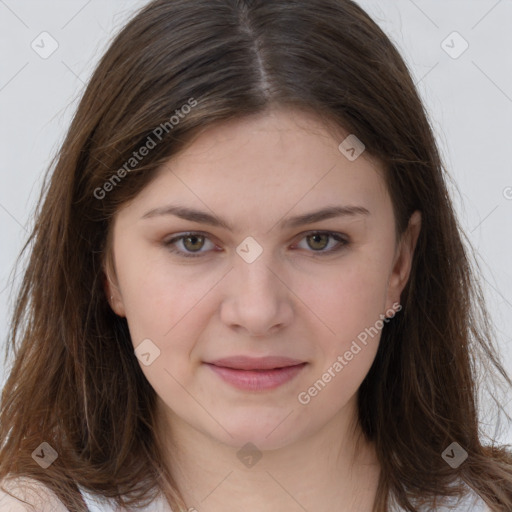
<box><xmin>290</xmin><ymin>251</ymin><xmax>392</xmax><ymax>409</ymax></box>
<box><xmin>116</xmin><ymin>253</ymin><xmax>215</xmax><ymax>409</ymax></box>
<box><xmin>113</xmin><ymin>249</ymin><xmax>217</xmax><ymax>395</ymax></box>
<box><xmin>293</xmin><ymin>260</ymin><xmax>390</xmax><ymax>410</ymax></box>
<box><xmin>115</xmin><ymin>240</ymin><xmax>210</xmax><ymax>333</ymax></box>
<box><xmin>297</xmin><ymin>253</ymin><xmax>392</xmax><ymax>347</ymax></box>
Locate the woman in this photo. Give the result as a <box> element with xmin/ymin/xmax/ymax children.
<box><xmin>0</xmin><ymin>0</ymin><xmax>511</xmax><ymax>511</ymax></box>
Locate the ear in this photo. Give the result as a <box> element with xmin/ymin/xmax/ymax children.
<box><xmin>103</xmin><ymin>249</ymin><xmax>126</xmax><ymax>318</ymax></box>
<box><xmin>385</xmin><ymin>210</ymin><xmax>422</xmax><ymax>311</ymax></box>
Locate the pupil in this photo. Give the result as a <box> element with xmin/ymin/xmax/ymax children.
<box><xmin>310</xmin><ymin>234</ymin><xmax>327</xmax><ymax>250</ymax></box>
<box><xmin>185</xmin><ymin>235</ymin><xmax>202</xmax><ymax>251</ymax></box>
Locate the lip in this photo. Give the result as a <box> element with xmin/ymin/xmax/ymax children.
<box><xmin>206</xmin><ymin>356</ymin><xmax>305</xmax><ymax>370</ymax></box>
<box><xmin>204</xmin><ymin>356</ymin><xmax>307</xmax><ymax>391</ymax></box>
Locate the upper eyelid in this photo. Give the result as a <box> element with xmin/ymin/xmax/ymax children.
<box><xmin>165</xmin><ymin>229</ymin><xmax>346</xmax><ymax>242</ymax></box>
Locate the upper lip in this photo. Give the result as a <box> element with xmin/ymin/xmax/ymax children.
<box><xmin>206</xmin><ymin>356</ymin><xmax>305</xmax><ymax>370</ymax></box>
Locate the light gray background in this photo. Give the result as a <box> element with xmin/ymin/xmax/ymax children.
<box><xmin>1</xmin><ymin>1</ymin><xmax>511</xmax><ymax>443</ymax></box>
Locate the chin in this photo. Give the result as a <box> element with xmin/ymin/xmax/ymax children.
<box><xmin>206</xmin><ymin>413</ymin><xmax>305</xmax><ymax>452</ymax></box>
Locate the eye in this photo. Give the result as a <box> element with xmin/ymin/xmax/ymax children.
<box><xmin>294</xmin><ymin>231</ymin><xmax>348</xmax><ymax>254</ymax></box>
<box><xmin>163</xmin><ymin>232</ymin><xmax>216</xmax><ymax>258</ymax></box>
<box><xmin>163</xmin><ymin>231</ymin><xmax>348</xmax><ymax>258</ymax></box>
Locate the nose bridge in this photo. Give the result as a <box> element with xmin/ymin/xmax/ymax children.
<box><xmin>233</xmin><ymin>242</ymin><xmax>281</xmax><ymax>299</ymax></box>
<box><xmin>220</xmin><ymin>240</ymin><xmax>292</xmax><ymax>335</ymax></box>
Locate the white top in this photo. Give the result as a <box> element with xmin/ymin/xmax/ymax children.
<box><xmin>0</xmin><ymin>477</ymin><xmax>173</xmax><ymax>512</ymax></box>
<box><xmin>78</xmin><ymin>485</ymin><xmax>173</xmax><ymax>511</ymax></box>
<box><xmin>0</xmin><ymin>476</ymin><xmax>491</xmax><ymax>511</ymax></box>
<box><xmin>388</xmin><ymin>484</ymin><xmax>491</xmax><ymax>511</ymax></box>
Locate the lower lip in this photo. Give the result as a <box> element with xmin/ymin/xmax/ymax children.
<box><xmin>205</xmin><ymin>363</ymin><xmax>307</xmax><ymax>391</ymax></box>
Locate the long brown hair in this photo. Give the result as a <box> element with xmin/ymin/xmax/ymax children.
<box><xmin>1</xmin><ymin>0</ymin><xmax>511</xmax><ymax>510</ymax></box>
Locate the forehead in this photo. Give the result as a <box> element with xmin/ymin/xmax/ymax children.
<box><xmin>119</xmin><ymin>107</ymin><xmax>391</xmax><ymax>228</ymax></box>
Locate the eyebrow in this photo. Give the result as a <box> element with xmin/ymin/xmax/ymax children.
<box><xmin>140</xmin><ymin>204</ymin><xmax>370</xmax><ymax>230</ymax></box>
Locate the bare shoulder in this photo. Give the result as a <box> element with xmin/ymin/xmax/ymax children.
<box><xmin>0</xmin><ymin>476</ymin><xmax>69</xmax><ymax>512</ymax></box>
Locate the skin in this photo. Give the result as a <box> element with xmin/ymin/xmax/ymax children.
<box><xmin>105</xmin><ymin>106</ymin><xmax>421</xmax><ymax>512</ymax></box>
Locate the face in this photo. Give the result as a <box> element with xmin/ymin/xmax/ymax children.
<box><xmin>105</xmin><ymin>107</ymin><xmax>421</xmax><ymax>452</ymax></box>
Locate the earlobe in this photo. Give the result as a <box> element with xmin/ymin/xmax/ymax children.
<box><xmin>385</xmin><ymin>210</ymin><xmax>422</xmax><ymax>310</ymax></box>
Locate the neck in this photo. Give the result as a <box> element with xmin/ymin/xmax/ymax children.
<box><xmin>156</xmin><ymin>396</ymin><xmax>381</xmax><ymax>512</ymax></box>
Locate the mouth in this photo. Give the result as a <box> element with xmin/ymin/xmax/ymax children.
<box><xmin>204</xmin><ymin>356</ymin><xmax>307</xmax><ymax>391</ymax></box>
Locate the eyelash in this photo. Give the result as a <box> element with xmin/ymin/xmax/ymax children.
<box><xmin>162</xmin><ymin>231</ymin><xmax>348</xmax><ymax>259</ymax></box>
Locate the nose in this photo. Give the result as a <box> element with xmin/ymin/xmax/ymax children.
<box><xmin>219</xmin><ymin>251</ymin><xmax>294</xmax><ymax>337</ymax></box>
